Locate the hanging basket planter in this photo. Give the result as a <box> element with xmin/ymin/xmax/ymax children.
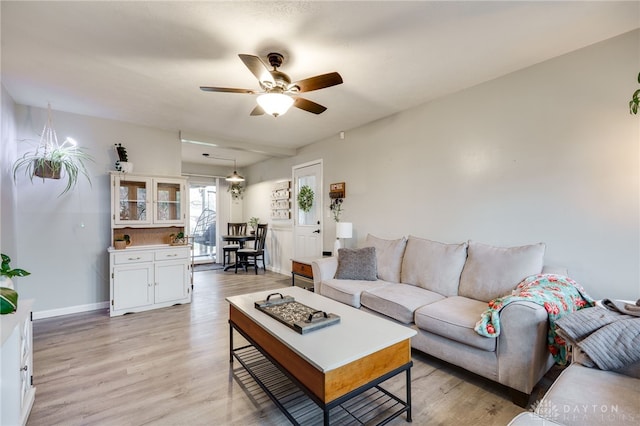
<box><xmin>33</xmin><ymin>159</ymin><xmax>61</xmax><ymax>179</ymax></box>
<box><xmin>12</xmin><ymin>103</ymin><xmax>93</xmax><ymax>196</ymax></box>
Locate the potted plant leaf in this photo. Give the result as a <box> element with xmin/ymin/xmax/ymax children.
<box><xmin>114</xmin><ymin>143</ymin><xmax>133</xmax><ymax>173</ymax></box>
<box><xmin>12</xmin><ymin>104</ymin><xmax>93</xmax><ymax>196</ymax></box>
<box><xmin>0</xmin><ymin>253</ymin><xmax>30</xmax><ymax>315</ymax></box>
<box><xmin>248</xmin><ymin>217</ymin><xmax>259</xmax><ymax>234</ymax></box>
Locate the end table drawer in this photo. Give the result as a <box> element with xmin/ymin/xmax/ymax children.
<box><xmin>113</xmin><ymin>251</ymin><xmax>154</xmax><ymax>264</ymax></box>
<box><xmin>292</xmin><ymin>261</ymin><xmax>313</xmax><ymax>278</ymax></box>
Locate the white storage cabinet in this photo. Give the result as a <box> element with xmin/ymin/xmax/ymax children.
<box><xmin>109</xmin><ymin>246</ymin><xmax>191</xmax><ymax>317</ymax></box>
<box><xmin>1</xmin><ymin>299</ymin><xmax>36</xmax><ymax>426</ymax></box>
<box><xmin>111</xmin><ymin>173</ymin><xmax>186</xmax><ymax>228</ymax></box>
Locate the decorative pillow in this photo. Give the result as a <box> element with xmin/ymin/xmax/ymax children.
<box><xmin>365</xmin><ymin>234</ymin><xmax>407</xmax><ymax>282</ymax></box>
<box><xmin>458</xmin><ymin>241</ymin><xmax>545</xmax><ymax>302</ymax></box>
<box><xmin>400</xmin><ymin>236</ymin><xmax>468</xmax><ymax>296</ymax></box>
<box><xmin>335</xmin><ymin>247</ymin><xmax>378</xmax><ymax>281</ymax></box>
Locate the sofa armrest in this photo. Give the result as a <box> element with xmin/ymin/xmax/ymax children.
<box><xmin>497</xmin><ymin>300</ymin><xmax>555</xmax><ymax>394</ymax></box>
<box><xmin>311</xmin><ymin>257</ymin><xmax>338</xmax><ymax>293</ymax></box>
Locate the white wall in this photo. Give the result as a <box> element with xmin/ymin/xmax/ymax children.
<box><xmin>1</xmin><ymin>87</ymin><xmax>19</xmax><ymax>267</ymax></box>
<box><xmin>12</xmin><ymin>105</ymin><xmax>182</xmax><ymax>315</ymax></box>
<box><xmin>247</xmin><ymin>30</ymin><xmax>640</xmax><ymax>300</ymax></box>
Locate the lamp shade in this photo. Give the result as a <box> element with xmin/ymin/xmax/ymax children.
<box><xmin>225</xmin><ymin>171</ymin><xmax>245</xmax><ymax>182</ymax></box>
<box><xmin>336</xmin><ymin>222</ymin><xmax>353</xmax><ymax>239</ymax></box>
<box><xmin>257</xmin><ymin>93</ymin><xmax>294</xmax><ymax>117</ymax></box>
<box><xmin>225</xmin><ymin>159</ymin><xmax>245</xmax><ymax>182</ymax></box>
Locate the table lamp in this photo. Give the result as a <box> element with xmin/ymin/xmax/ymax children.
<box><xmin>334</xmin><ymin>222</ymin><xmax>353</xmax><ymax>256</ymax></box>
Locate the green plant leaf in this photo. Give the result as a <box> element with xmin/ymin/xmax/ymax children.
<box><xmin>0</xmin><ymin>253</ymin><xmax>30</xmax><ymax>278</ymax></box>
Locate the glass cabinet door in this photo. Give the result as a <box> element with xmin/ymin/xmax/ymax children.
<box><xmin>114</xmin><ymin>177</ymin><xmax>152</xmax><ymax>225</ymax></box>
<box><xmin>153</xmin><ymin>179</ymin><xmax>185</xmax><ymax>225</ymax></box>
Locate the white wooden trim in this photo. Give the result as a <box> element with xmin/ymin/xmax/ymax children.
<box><xmin>33</xmin><ymin>301</ymin><xmax>109</xmax><ymax>320</ymax></box>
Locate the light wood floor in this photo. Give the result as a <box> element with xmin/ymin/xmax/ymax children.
<box><xmin>27</xmin><ymin>269</ymin><xmax>538</xmax><ymax>425</ymax></box>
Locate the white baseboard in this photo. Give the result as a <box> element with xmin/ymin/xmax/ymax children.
<box><xmin>33</xmin><ymin>301</ymin><xmax>109</xmax><ymax>320</ymax></box>
<box><xmin>266</xmin><ymin>265</ymin><xmax>290</xmax><ymax>277</ymax></box>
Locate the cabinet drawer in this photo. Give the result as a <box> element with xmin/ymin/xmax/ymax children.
<box><xmin>113</xmin><ymin>251</ymin><xmax>154</xmax><ymax>264</ymax></box>
<box><xmin>155</xmin><ymin>248</ymin><xmax>189</xmax><ymax>261</ymax></box>
<box><xmin>292</xmin><ymin>261</ymin><xmax>313</xmax><ymax>278</ymax></box>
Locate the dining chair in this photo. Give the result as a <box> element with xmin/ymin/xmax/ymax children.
<box><xmin>236</xmin><ymin>224</ymin><xmax>268</xmax><ymax>274</ymax></box>
<box><xmin>222</xmin><ymin>222</ymin><xmax>247</xmax><ymax>267</ymax></box>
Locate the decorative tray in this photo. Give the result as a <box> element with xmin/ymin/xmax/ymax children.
<box><xmin>255</xmin><ymin>293</ymin><xmax>340</xmax><ymax>334</ymax></box>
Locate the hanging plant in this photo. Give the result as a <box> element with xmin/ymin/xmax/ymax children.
<box><xmin>330</xmin><ymin>198</ymin><xmax>344</xmax><ymax>222</ymax></box>
<box><xmin>12</xmin><ymin>103</ymin><xmax>93</xmax><ymax>196</ymax></box>
<box><xmin>297</xmin><ymin>185</ymin><xmax>314</xmax><ymax>212</ymax></box>
<box><xmin>228</xmin><ymin>182</ymin><xmax>244</xmax><ymax>200</ymax></box>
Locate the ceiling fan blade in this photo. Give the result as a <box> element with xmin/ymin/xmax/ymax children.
<box><xmin>238</xmin><ymin>54</ymin><xmax>275</xmax><ymax>86</ymax></box>
<box><xmin>250</xmin><ymin>105</ymin><xmax>265</xmax><ymax>116</ymax></box>
<box><xmin>292</xmin><ymin>72</ymin><xmax>343</xmax><ymax>93</ymax></box>
<box><xmin>200</xmin><ymin>86</ymin><xmax>256</xmax><ymax>94</ymax></box>
<box><xmin>294</xmin><ymin>97</ymin><xmax>327</xmax><ymax>115</ymax></box>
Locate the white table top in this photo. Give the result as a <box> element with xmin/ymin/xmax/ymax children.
<box><xmin>226</xmin><ymin>287</ymin><xmax>416</xmax><ymax>373</ymax></box>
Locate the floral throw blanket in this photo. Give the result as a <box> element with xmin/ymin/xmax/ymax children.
<box><xmin>474</xmin><ymin>274</ymin><xmax>595</xmax><ymax>364</ymax></box>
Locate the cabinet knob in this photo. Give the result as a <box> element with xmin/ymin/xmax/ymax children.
<box><xmin>20</xmin><ymin>365</ymin><xmax>28</xmax><ymax>372</ymax></box>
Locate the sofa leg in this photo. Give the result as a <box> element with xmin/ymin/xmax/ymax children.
<box><xmin>510</xmin><ymin>389</ymin><xmax>532</xmax><ymax>408</ymax></box>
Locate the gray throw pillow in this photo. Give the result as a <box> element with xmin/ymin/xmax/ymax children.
<box><xmin>365</xmin><ymin>234</ymin><xmax>407</xmax><ymax>282</ymax></box>
<box><xmin>335</xmin><ymin>247</ymin><xmax>378</xmax><ymax>281</ymax></box>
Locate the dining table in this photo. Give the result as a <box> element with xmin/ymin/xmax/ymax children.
<box><xmin>221</xmin><ymin>234</ymin><xmax>255</xmax><ymax>271</ymax></box>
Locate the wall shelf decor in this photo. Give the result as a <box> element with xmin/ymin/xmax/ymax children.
<box><xmin>271</xmin><ymin>180</ymin><xmax>291</xmax><ymax>220</ymax></box>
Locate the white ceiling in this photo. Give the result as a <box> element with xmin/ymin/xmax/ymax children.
<box><xmin>2</xmin><ymin>1</ymin><xmax>638</xmax><ymax>168</ymax></box>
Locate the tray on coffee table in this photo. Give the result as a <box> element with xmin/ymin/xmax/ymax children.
<box><xmin>255</xmin><ymin>292</ymin><xmax>340</xmax><ymax>334</ymax></box>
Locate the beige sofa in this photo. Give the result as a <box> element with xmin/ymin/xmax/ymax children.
<box><xmin>312</xmin><ymin>234</ymin><xmax>567</xmax><ymax>406</ymax></box>
<box><xmin>509</xmin><ymin>303</ymin><xmax>640</xmax><ymax>425</ymax></box>
<box><xmin>508</xmin><ymin>359</ymin><xmax>640</xmax><ymax>425</ymax></box>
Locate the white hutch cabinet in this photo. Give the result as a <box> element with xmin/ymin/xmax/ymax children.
<box><xmin>1</xmin><ymin>299</ymin><xmax>36</xmax><ymax>426</ymax></box>
<box><xmin>109</xmin><ymin>173</ymin><xmax>191</xmax><ymax>316</ymax></box>
<box><xmin>111</xmin><ymin>174</ymin><xmax>186</xmax><ymax>227</ymax></box>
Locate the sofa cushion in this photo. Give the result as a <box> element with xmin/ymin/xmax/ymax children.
<box><xmin>537</xmin><ymin>363</ymin><xmax>640</xmax><ymax>425</ymax></box>
<box><xmin>414</xmin><ymin>296</ymin><xmax>497</xmax><ymax>352</ymax></box>
<box><xmin>365</xmin><ymin>234</ymin><xmax>407</xmax><ymax>282</ymax></box>
<box><xmin>458</xmin><ymin>241</ymin><xmax>545</xmax><ymax>302</ymax></box>
<box><xmin>361</xmin><ymin>283</ymin><xmax>444</xmax><ymax>324</ymax></box>
<box><xmin>335</xmin><ymin>247</ymin><xmax>377</xmax><ymax>281</ymax></box>
<box><xmin>400</xmin><ymin>236</ymin><xmax>468</xmax><ymax>296</ymax></box>
<box><xmin>320</xmin><ymin>278</ymin><xmax>390</xmax><ymax>308</ymax></box>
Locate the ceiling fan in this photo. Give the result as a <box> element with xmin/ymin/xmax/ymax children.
<box><xmin>200</xmin><ymin>52</ymin><xmax>343</xmax><ymax>117</ymax></box>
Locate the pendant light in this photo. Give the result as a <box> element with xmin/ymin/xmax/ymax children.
<box><xmin>225</xmin><ymin>159</ymin><xmax>245</xmax><ymax>182</ymax></box>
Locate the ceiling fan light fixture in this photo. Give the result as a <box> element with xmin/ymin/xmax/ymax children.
<box><xmin>257</xmin><ymin>93</ymin><xmax>294</xmax><ymax>117</ymax></box>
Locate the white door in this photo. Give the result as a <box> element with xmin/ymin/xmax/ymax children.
<box><xmin>293</xmin><ymin>160</ymin><xmax>323</xmax><ymax>259</ymax></box>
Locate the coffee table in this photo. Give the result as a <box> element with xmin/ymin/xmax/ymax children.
<box><xmin>227</xmin><ymin>286</ymin><xmax>416</xmax><ymax>425</ymax></box>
